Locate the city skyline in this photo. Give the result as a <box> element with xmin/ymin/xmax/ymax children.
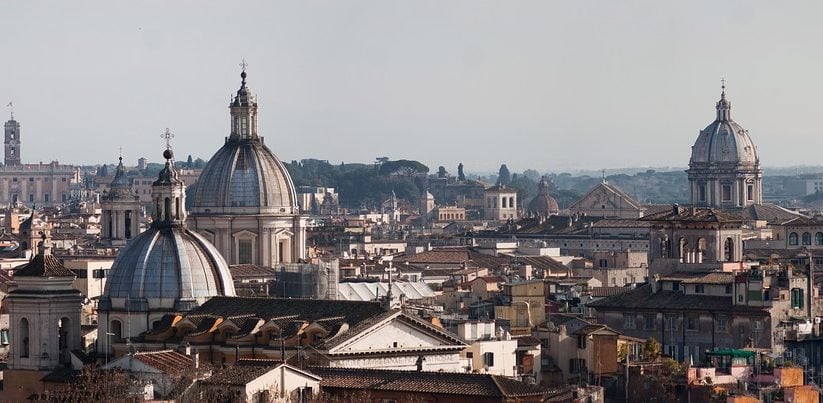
<box><xmin>2</xmin><ymin>1</ymin><xmax>822</xmax><ymax>172</ymax></box>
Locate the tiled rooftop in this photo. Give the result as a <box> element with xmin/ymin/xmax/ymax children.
<box><xmin>310</xmin><ymin>366</ymin><xmax>550</xmax><ymax>398</ymax></box>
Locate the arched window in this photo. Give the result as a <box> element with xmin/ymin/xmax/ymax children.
<box><xmin>678</xmin><ymin>238</ymin><xmax>688</xmax><ymax>261</ymax></box>
<box><xmin>697</xmin><ymin>237</ymin><xmax>707</xmax><ymax>262</ymax></box>
<box><xmin>110</xmin><ymin>320</ymin><xmax>123</xmax><ymax>342</ymax></box>
<box><xmin>789</xmin><ymin>232</ymin><xmax>799</xmax><ymax>246</ymax></box>
<box><xmin>164</xmin><ymin>197</ymin><xmax>172</xmax><ymax>221</ymax></box>
<box><xmin>724</xmin><ymin>238</ymin><xmax>735</xmax><ymax>262</ymax></box>
<box><xmin>802</xmin><ymin>232</ymin><xmax>812</xmax><ymax>246</ymax></box>
<box><xmin>816</xmin><ymin>232</ymin><xmax>823</xmax><ymax>246</ymax></box>
<box><xmin>20</xmin><ymin>318</ymin><xmax>29</xmax><ymax>358</ymax></box>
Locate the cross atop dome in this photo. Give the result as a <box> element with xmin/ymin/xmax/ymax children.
<box><xmin>716</xmin><ymin>78</ymin><xmax>731</xmax><ymax>121</ymax></box>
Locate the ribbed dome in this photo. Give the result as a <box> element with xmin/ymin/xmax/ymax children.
<box><xmin>690</xmin><ymin>89</ymin><xmax>759</xmax><ymax>167</ymax></box>
<box><xmin>527</xmin><ymin>177</ymin><xmax>559</xmax><ymax>216</ymax></box>
<box><xmin>191</xmin><ymin>141</ymin><xmax>297</xmax><ymax>214</ymax></box>
<box><xmin>103</xmin><ymin>225</ymin><xmax>235</xmax><ymax>311</ymax></box>
<box><xmin>102</xmin><ymin>145</ymin><xmax>235</xmax><ymax>313</ymax></box>
<box><xmin>190</xmin><ymin>70</ymin><xmax>298</xmax><ymax>215</ymax></box>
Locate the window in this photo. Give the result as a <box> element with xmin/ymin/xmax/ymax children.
<box><xmin>28</xmin><ymin>177</ymin><xmax>33</xmax><ymax>182</ymax></box>
<box><xmin>717</xmin><ymin>318</ymin><xmax>728</xmax><ymax>332</ymax></box>
<box><xmin>725</xmin><ymin>284</ymin><xmax>733</xmax><ymax>294</ymax></box>
<box><xmin>483</xmin><ymin>352</ymin><xmax>495</xmax><ymax>367</ymax></box>
<box><xmin>722</xmin><ymin>185</ymin><xmax>732</xmax><ymax>201</ymax></box>
<box><xmin>20</xmin><ymin>318</ymin><xmax>29</xmax><ymax>358</ymax></box>
<box><xmin>599</xmin><ymin>259</ymin><xmax>609</xmax><ymax>268</ymax></box>
<box><xmin>12</xmin><ymin>177</ymin><xmax>17</xmax><ymax>182</ymax></box>
<box><xmin>466</xmin><ymin>352</ymin><xmax>473</xmax><ymax>359</ymax></box>
<box><xmin>665</xmin><ymin>316</ymin><xmax>677</xmax><ymax>331</ymax></box>
<box><xmin>569</xmin><ymin>358</ymin><xmax>586</xmax><ymax>375</ymax></box>
<box><xmin>624</xmin><ymin>314</ymin><xmax>636</xmax><ymax>329</ymax></box>
<box><xmin>665</xmin><ymin>345</ymin><xmax>678</xmax><ymax>361</ymax></box>
<box><xmin>644</xmin><ymin>314</ymin><xmax>655</xmax><ymax>330</ymax></box>
<box><xmin>802</xmin><ymin>232</ymin><xmax>812</xmax><ymax>246</ymax></box>
<box><xmin>816</xmin><ymin>232</ymin><xmax>823</xmax><ymax>246</ymax></box>
<box><xmin>238</xmin><ymin>240</ymin><xmax>253</xmax><ymax>264</ymax></box>
<box><xmin>699</xmin><ymin>185</ymin><xmax>706</xmax><ymax>202</ymax></box>
<box><xmin>695</xmin><ymin>284</ymin><xmax>705</xmax><ymax>294</ymax></box>
<box><xmin>791</xmin><ymin>288</ymin><xmax>805</xmax><ymax>309</ymax></box>
<box><xmin>28</xmin><ymin>194</ymin><xmax>33</xmax><ymax>202</ymax></box>
<box><xmin>747</xmin><ymin>184</ymin><xmax>754</xmax><ymax>201</ymax></box>
<box><xmin>686</xmin><ymin>316</ymin><xmax>699</xmax><ymax>331</ymax></box>
<box><xmin>577</xmin><ymin>335</ymin><xmax>587</xmax><ymax>349</ymax></box>
<box><xmin>789</xmin><ymin>232</ymin><xmax>799</xmax><ymax>245</ymax></box>
<box><xmin>43</xmin><ymin>193</ymin><xmax>49</xmax><ymax>202</ymax></box>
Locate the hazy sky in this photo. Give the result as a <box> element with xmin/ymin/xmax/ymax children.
<box><xmin>1</xmin><ymin>1</ymin><xmax>822</xmax><ymax>173</ymax></box>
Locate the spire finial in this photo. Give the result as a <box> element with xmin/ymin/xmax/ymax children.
<box><xmin>161</xmin><ymin>128</ymin><xmax>174</xmax><ymax>150</ymax></box>
<box><xmin>6</xmin><ymin>100</ymin><xmax>12</xmax><ymax>120</ymax></box>
<box><xmin>161</xmin><ymin>128</ymin><xmax>175</xmax><ymax>160</ymax></box>
<box><xmin>721</xmin><ymin>78</ymin><xmax>726</xmax><ymax>99</ymax></box>
<box><xmin>239</xmin><ymin>59</ymin><xmax>248</xmax><ymax>86</ymax></box>
<box><xmin>601</xmin><ymin>169</ymin><xmax>607</xmax><ymax>184</ymax></box>
<box><xmin>118</xmin><ymin>147</ymin><xmax>123</xmax><ymax>163</ymax></box>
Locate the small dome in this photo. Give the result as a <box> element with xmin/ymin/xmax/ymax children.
<box><xmin>527</xmin><ymin>177</ymin><xmax>559</xmax><ymax>216</ymax></box>
<box><xmin>103</xmin><ymin>225</ymin><xmax>235</xmax><ymax>311</ymax></box>
<box><xmin>103</xmin><ymin>157</ymin><xmax>135</xmax><ymax>200</ymax></box>
<box><xmin>690</xmin><ymin>89</ymin><xmax>759</xmax><ymax>167</ymax></box>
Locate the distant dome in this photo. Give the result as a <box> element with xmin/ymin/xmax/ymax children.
<box><xmin>689</xmin><ymin>89</ymin><xmax>759</xmax><ymax>167</ymax></box>
<box><xmin>103</xmin><ymin>157</ymin><xmax>134</xmax><ymax>200</ymax></box>
<box><xmin>527</xmin><ymin>176</ymin><xmax>559</xmax><ymax>216</ymax></box>
<box><xmin>190</xmin><ymin>70</ymin><xmax>298</xmax><ymax>215</ymax></box>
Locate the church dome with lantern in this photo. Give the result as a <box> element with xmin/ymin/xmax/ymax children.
<box><xmin>190</xmin><ymin>69</ymin><xmax>298</xmax><ymax>215</ymax></box>
<box><xmin>686</xmin><ymin>84</ymin><xmax>762</xmax><ymax>208</ymax></box>
<box><xmin>100</xmin><ymin>143</ymin><xmax>235</xmax><ymax>342</ymax></box>
<box><xmin>187</xmin><ymin>65</ymin><xmax>306</xmax><ymax>267</ymax></box>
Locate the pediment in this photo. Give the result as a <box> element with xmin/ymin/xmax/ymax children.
<box><xmin>328</xmin><ymin>313</ymin><xmax>464</xmax><ymax>354</ymax></box>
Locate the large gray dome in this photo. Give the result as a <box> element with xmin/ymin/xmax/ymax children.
<box><xmin>102</xmin><ymin>147</ymin><xmax>235</xmax><ymax>313</ymax></box>
<box><xmin>190</xmin><ymin>140</ymin><xmax>298</xmax><ymax>214</ymax></box>
<box><xmin>689</xmin><ymin>89</ymin><xmax>758</xmax><ymax>167</ymax></box>
<box><xmin>190</xmin><ymin>70</ymin><xmax>298</xmax><ymax>215</ymax></box>
<box><xmin>103</xmin><ymin>225</ymin><xmax>235</xmax><ymax>311</ymax></box>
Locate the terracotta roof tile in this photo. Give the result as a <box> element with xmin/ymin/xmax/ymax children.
<box><xmin>131</xmin><ymin>350</ymin><xmax>193</xmax><ymax>374</ymax></box>
<box><xmin>14</xmin><ymin>254</ymin><xmax>76</xmax><ymax>277</ymax></box>
<box><xmin>311</xmin><ymin>366</ymin><xmax>550</xmax><ymax>398</ymax></box>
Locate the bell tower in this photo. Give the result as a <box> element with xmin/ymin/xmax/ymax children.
<box><xmin>4</xmin><ymin>110</ymin><xmax>21</xmax><ymax>166</ymax></box>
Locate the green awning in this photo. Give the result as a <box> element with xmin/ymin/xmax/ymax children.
<box><xmin>705</xmin><ymin>348</ymin><xmax>755</xmax><ymax>358</ymax></box>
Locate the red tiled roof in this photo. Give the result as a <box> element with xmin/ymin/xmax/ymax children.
<box><xmin>131</xmin><ymin>350</ymin><xmax>193</xmax><ymax>374</ymax></box>
<box><xmin>202</xmin><ymin>359</ymin><xmax>284</xmax><ymax>386</ymax></box>
<box><xmin>311</xmin><ymin>366</ymin><xmax>550</xmax><ymax>398</ymax></box>
<box><xmin>13</xmin><ymin>253</ymin><xmax>76</xmax><ymax>277</ymax></box>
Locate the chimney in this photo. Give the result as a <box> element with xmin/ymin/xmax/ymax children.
<box><xmin>672</xmin><ymin>203</ymin><xmax>681</xmax><ymax>216</ymax></box>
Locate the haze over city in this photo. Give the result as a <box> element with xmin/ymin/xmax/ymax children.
<box><xmin>1</xmin><ymin>1</ymin><xmax>822</xmax><ymax>172</ymax></box>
